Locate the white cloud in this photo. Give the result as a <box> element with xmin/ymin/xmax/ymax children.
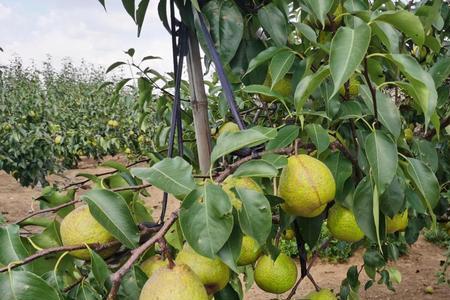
<box><xmin>0</xmin><ymin>1</ymin><xmax>173</xmax><ymax>74</ymax></box>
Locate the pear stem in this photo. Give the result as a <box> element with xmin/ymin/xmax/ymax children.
<box><xmin>159</xmin><ymin>237</ymin><xmax>175</xmax><ymax>269</ymax></box>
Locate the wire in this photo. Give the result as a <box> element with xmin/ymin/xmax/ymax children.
<box><xmin>196</xmin><ymin>11</ymin><xmax>246</xmax><ymax>130</ymax></box>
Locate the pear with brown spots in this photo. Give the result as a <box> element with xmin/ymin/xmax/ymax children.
<box><xmin>279</xmin><ymin>155</ymin><xmax>336</xmax><ymax>218</ymax></box>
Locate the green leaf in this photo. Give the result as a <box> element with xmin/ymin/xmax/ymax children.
<box><xmin>344</xmin><ymin>0</ymin><xmax>369</xmax><ymax>13</ymax></box>
<box><xmin>141</xmin><ymin>55</ymin><xmax>161</xmax><ymax>62</ymax></box>
<box><xmin>380</xmin><ymin>176</ymin><xmax>406</xmax><ymax>218</ymax></box>
<box><xmin>384</xmin><ymin>54</ymin><xmax>437</xmax><ymax>127</ymax></box>
<box><xmin>411</xmin><ymin>139</ymin><xmax>438</xmax><ymax>172</ymax></box>
<box><xmin>360</xmin><ymin>86</ymin><xmax>401</xmax><ymax>139</ymax></box>
<box><xmin>121</xmin><ymin>0</ymin><xmax>135</xmax><ymax>21</ymax></box>
<box><xmin>233</xmin><ymin>160</ymin><xmax>278</xmax><ymax>178</ymax></box>
<box><xmin>203</xmin><ymin>0</ymin><xmax>244</xmax><ymax>64</ymax></box>
<box><xmin>97</xmin><ymin>0</ymin><xmax>106</xmax><ymax>10</ymax></box>
<box><xmin>305</xmin><ymin>123</ymin><xmax>330</xmax><ymax>155</ymax></box>
<box><xmin>353</xmin><ymin>177</ymin><xmax>377</xmax><ymax>242</ymax></box>
<box><xmin>363</xmin><ymin>249</ymin><xmax>385</xmax><ymax>279</ymax></box>
<box><xmin>81</xmin><ymin>189</ymin><xmax>140</xmax><ymax>249</ymax></box>
<box><xmin>294</xmin><ymin>23</ymin><xmax>317</xmax><ymax>43</ymax></box>
<box><xmin>372</xmin><ymin>185</ymin><xmax>381</xmax><ymax>249</ymax></box>
<box><xmin>106</xmin><ymin>61</ymin><xmax>126</xmax><ymax>74</ymax></box>
<box><xmin>211</xmin><ymin>127</ymin><xmax>276</xmax><ymax>164</ymax></box>
<box><xmin>30</xmin><ymin>221</ymin><xmax>62</xmax><ymax>249</ymax></box>
<box><xmin>0</xmin><ymin>271</ymin><xmax>60</xmax><ymax>300</ymax></box>
<box><xmin>101</xmin><ymin>160</ymin><xmax>129</xmax><ymax>173</ymax></box>
<box><xmin>118</xmin><ymin>265</ymin><xmax>148</xmax><ymax>299</ymax></box>
<box><xmin>405</xmin><ymin>214</ymin><xmax>427</xmax><ymax>244</ymax></box>
<box><xmin>324</xmin><ymin>152</ymin><xmax>353</xmax><ymax>202</ymax></box>
<box><xmin>403</xmin><ymin>158</ymin><xmax>440</xmax><ymax>218</ymax></box>
<box><xmin>89</xmin><ymin>248</ymin><xmax>111</xmax><ymax>288</ymax></box>
<box><xmin>76</xmin><ymin>173</ymin><xmax>101</xmax><ymax>185</ymax></box>
<box><xmin>0</xmin><ymin>225</ymin><xmax>29</xmax><ymax>268</ymax></box>
<box><xmin>424</xmin><ymin>35</ymin><xmax>441</xmax><ymax>53</ymax></box>
<box><xmin>269</xmin><ymin>51</ymin><xmax>295</xmax><ymax>88</ymax></box>
<box><xmin>387</xmin><ymin>267</ymin><xmax>402</xmax><ymax>284</ymax></box>
<box><xmin>131</xmin><ymin>157</ymin><xmax>196</xmax><ymax>199</ymax></box>
<box><xmin>165</xmin><ymin>221</ymin><xmax>184</xmax><ymax>250</ymax></box>
<box><xmin>180</xmin><ymin>184</ymin><xmax>233</xmax><ymax>258</ymax></box>
<box><xmin>157</xmin><ymin>0</ymin><xmax>170</xmax><ymax>32</ymax></box>
<box><xmin>215</xmin><ymin>283</ymin><xmax>241</xmax><ymax>300</ymax></box>
<box><xmin>337</xmin><ymin>100</ymin><xmax>363</xmax><ymax>120</ymax></box>
<box><xmin>245</xmin><ymin>47</ymin><xmax>281</xmax><ymax>75</ymax></box>
<box><xmin>365</xmin><ymin>131</ymin><xmax>398</xmax><ymax>195</ymax></box>
<box><xmin>371</xmin><ymin>22</ymin><xmax>400</xmax><ymax>54</ymax></box>
<box><xmin>429</xmin><ymin>57</ymin><xmax>450</xmax><ymax>88</ymax></box>
<box><xmin>39</xmin><ymin>188</ymin><xmax>76</xmax><ymax>218</ymax></box>
<box><xmin>137</xmin><ymin>77</ymin><xmax>152</xmax><ymax>111</ymax></box>
<box><xmin>296</xmin><ymin>215</ymin><xmax>324</xmax><ymax>248</ymax></box>
<box><xmin>257</xmin><ymin>4</ymin><xmax>287</xmax><ymax>46</ymax></box>
<box><xmin>303</xmin><ymin>0</ymin><xmax>333</xmax><ymax>27</ymax></box>
<box><xmin>330</xmin><ymin>24</ymin><xmax>371</xmax><ymax>97</ymax></box>
<box><xmin>373</xmin><ymin>10</ymin><xmax>425</xmax><ymax>45</ymax></box>
<box><xmin>415</xmin><ymin>0</ymin><xmax>443</xmax><ymax>31</ymax></box>
<box><xmin>242</xmin><ymin>84</ymin><xmax>286</xmax><ymax>101</ymax></box>
<box><xmin>234</xmin><ymin>187</ymin><xmax>272</xmax><ymax>246</ymax></box>
<box><xmin>136</xmin><ymin>0</ymin><xmax>150</xmax><ymax>37</ymax></box>
<box><xmin>75</xmin><ymin>283</ymin><xmax>102</xmax><ymax>300</ymax></box>
<box><xmin>217</xmin><ymin>221</ymin><xmax>242</xmax><ymax>273</ymax></box>
<box><xmin>294</xmin><ymin>65</ymin><xmax>330</xmax><ymax>112</ymax></box>
<box><xmin>261</xmin><ymin>154</ymin><xmax>288</xmax><ymax>169</ymax></box>
<box><xmin>266</xmin><ymin>125</ymin><xmax>299</xmax><ymax>150</ymax></box>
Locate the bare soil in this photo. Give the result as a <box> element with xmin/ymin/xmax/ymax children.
<box><xmin>0</xmin><ymin>157</ymin><xmax>449</xmax><ymax>300</ymax></box>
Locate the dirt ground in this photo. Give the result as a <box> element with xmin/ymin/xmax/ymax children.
<box><xmin>0</xmin><ymin>157</ymin><xmax>449</xmax><ymax>299</ymax></box>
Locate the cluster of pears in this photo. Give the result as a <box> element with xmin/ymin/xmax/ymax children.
<box><xmin>138</xmin><ymin>240</ymin><xmax>298</xmax><ymax>299</ymax></box>
<box><xmin>278</xmin><ymin>154</ymin><xmax>408</xmax><ymax>242</ymax></box>
<box><xmin>57</xmin><ymin>152</ymin><xmax>409</xmax><ymax>298</ymax></box>
<box><xmin>139</xmin><ymin>244</ymin><xmax>230</xmax><ymax>299</ymax></box>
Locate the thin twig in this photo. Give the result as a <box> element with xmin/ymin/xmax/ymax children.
<box><xmin>159</xmin><ymin>237</ymin><xmax>175</xmax><ymax>268</ymax></box>
<box><xmin>285</xmin><ymin>238</ymin><xmax>330</xmax><ymax>300</ymax></box>
<box><xmin>307</xmin><ymin>273</ymin><xmax>320</xmax><ymax>291</ymax></box>
<box><xmin>0</xmin><ymin>240</ymin><xmax>119</xmax><ymax>273</ymax></box>
<box><xmin>106</xmin><ymin>210</ymin><xmax>179</xmax><ymax>300</ymax></box>
<box><xmin>215</xmin><ymin>146</ymin><xmax>298</xmax><ymax>182</ymax></box>
<box><xmin>12</xmin><ymin>184</ymin><xmax>153</xmax><ymax>225</ymax></box>
<box><xmin>63</xmin><ymin>158</ymin><xmax>150</xmax><ymax>190</ymax></box>
<box><xmin>13</xmin><ymin>200</ymin><xmax>80</xmax><ymax>225</ymax></box>
<box><xmin>111</xmin><ymin>183</ymin><xmax>152</xmax><ymax>192</ymax></box>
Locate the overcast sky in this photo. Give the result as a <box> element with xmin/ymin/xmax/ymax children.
<box><xmin>0</xmin><ymin>0</ymin><xmax>173</xmax><ymax>73</ymax></box>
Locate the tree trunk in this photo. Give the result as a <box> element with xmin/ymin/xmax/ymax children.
<box><xmin>186</xmin><ymin>30</ymin><xmax>211</xmax><ymax>174</ymax></box>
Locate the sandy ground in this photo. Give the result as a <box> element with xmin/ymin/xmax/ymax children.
<box><xmin>0</xmin><ymin>156</ymin><xmax>449</xmax><ymax>299</ymax></box>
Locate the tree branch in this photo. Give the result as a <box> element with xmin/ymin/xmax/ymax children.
<box><xmin>0</xmin><ymin>240</ymin><xmax>120</xmax><ymax>273</ymax></box>
<box><xmin>63</xmin><ymin>158</ymin><xmax>150</xmax><ymax>190</ymax></box>
<box><xmin>13</xmin><ymin>200</ymin><xmax>81</xmax><ymax>225</ymax></box>
<box><xmin>215</xmin><ymin>145</ymin><xmax>299</xmax><ymax>183</ymax></box>
<box><xmin>215</xmin><ymin>139</ymin><xmax>359</xmax><ymax>183</ymax></box>
<box><xmin>12</xmin><ymin>184</ymin><xmax>153</xmax><ymax>225</ymax></box>
<box><xmin>330</xmin><ymin>140</ymin><xmax>359</xmax><ymax>171</ymax></box>
<box><xmin>106</xmin><ymin>210</ymin><xmax>179</xmax><ymax>300</ymax></box>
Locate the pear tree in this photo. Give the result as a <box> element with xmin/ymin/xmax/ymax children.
<box><xmin>1</xmin><ymin>1</ymin><xmax>450</xmax><ymax>300</ymax></box>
